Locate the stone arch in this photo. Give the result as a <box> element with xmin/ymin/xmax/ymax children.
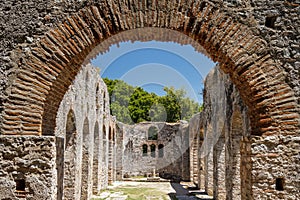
<box><xmin>1</xmin><ymin>2</ymin><xmax>298</xmax><ymax>138</ymax></box>
<box><xmin>0</xmin><ymin>2</ymin><xmax>299</xmax><ymax>199</ymax></box>
<box><xmin>63</xmin><ymin>109</ymin><xmax>77</xmax><ymax>200</ymax></box>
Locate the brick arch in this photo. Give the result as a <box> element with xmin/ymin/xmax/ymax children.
<box><xmin>1</xmin><ymin>1</ymin><xmax>299</xmax><ymax>136</ymax></box>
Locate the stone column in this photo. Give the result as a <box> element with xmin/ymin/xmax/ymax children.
<box><xmin>92</xmin><ymin>122</ymin><xmax>100</xmax><ymax>194</ymax></box>
<box><xmin>225</xmin><ymin>110</ymin><xmax>243</xmax><ymax>200</ymax></box>
<box><xmin>80</xmin><ymin>118</ymin><xmax>91</xmax><ymax>200</ymax></box>
<box><xmin>197</xmin><ymin>138</ymin><xmax>204</xmax><ymax>190</ymax></box>
<box><xmin>213</xmin><ymin>135</ymin><xmax>226</xmax><ymax>199</ymax></box>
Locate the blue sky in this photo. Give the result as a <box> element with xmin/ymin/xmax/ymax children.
<box><xmin>91</xmin><ymin>41</ymin><xmax>215</xmax><ymax>103</ymax></box>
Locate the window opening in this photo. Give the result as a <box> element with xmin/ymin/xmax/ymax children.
<box><xmin>142</xmin><ymin>144</ymin><xmax>148</xmax><ymax>156</ymax></box>
<box><xmin>150</xmin><ymin>144</ymin><xmax>156</xmax><ymax>158</ymax></box>
<box><xmin>158</xmin><ymin>144</ymin><xmax>164</xmax><ymax>158</ymax></box>
<box><xmin>276</xmin><ymin>178</ymin><xmax>284</xmax><ymax>191</ymax></box>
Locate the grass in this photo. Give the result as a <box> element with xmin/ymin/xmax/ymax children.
<box><xmin>93</xmin><ymin>184</ymin><xmax>170</xmax><ymax>200</ymax></box>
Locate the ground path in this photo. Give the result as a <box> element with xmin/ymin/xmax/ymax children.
<box><xmin>92</xmin><ymin>181</ymin><xmax>214</xmax><ymax>200</ymax></box>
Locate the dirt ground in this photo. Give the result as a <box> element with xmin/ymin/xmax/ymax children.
<box><xmin>92</xmin><ymin>181</ymin><xmax>214</xmax><ymax>200</ymax></box>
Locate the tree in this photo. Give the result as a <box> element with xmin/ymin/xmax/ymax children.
<box><xmin>128</xmin><ymin>87</ymin><xmax>157</xmax><ymax>123</ymax></box>
<box><xmin>159</xmin><ymin>87</ymin><xmax>182</xmax><ymax>122</ymax></box>
<box><xmin>103</xmin><ymin>78</ymin><xmax>135</xmax><ymax>124</ymax></box>
<box><xmin>103</xmin><ymin>78</ymin><xmax>202</xmax><ymax>124</ymax></box>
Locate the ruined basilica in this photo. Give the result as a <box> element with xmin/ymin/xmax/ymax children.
<box><xmin>0</xmin><ymin>0</ymin><xmax>299</xmax><ymax>200</ymax></box>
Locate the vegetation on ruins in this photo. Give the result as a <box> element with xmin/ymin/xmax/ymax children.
<box><xmin>104</xmin><ymin>78</ymin><xmax>202</xmax><ymax>124</ymax></box>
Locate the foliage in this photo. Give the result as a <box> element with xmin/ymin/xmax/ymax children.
<box><xmin>103</xmin><ymin>78</ymin><xmax>202</xmax><ymax>124</ymax></box>
<box><xmin>148</xmin><ymin>126</ymin><xmax>158</xmax><ymax>140</ymax></box>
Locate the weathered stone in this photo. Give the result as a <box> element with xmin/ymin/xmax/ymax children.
<box><xmin>118</xmin><ymin>121</ymin><xmax>190</xmax><ymax>181</ymax></box>
<box><xmin>0</xmin><ymin>1</ymin><xmax>299</xmax><ymax>199</ymax></box>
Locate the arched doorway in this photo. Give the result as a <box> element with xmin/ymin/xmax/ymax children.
<box><xmin>63</xmin><ymin>109</ymin><xmax>77</xmax><ymax>200</ymax></box>
<box><xmin>1</xmin><ymin>1</ymin><xmax>299</xmax><ymax>199</ymax></box>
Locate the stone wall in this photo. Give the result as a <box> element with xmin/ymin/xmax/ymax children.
<box><xmin>0</xmin><ymin>136</ymin><xmax>57</xmax><ymax>200</ymax></box>
<box><xmin>0</xmin><ymin>1</ymin><xmax>299</xmax><ymax>199</ymax></box>
<box><xmin>188</xmin><ymin>65</ymin><xmax>251</xmax><ymax>199</ymax></box>
<box><xmin>118</xmin><ymin>121</ymin><xmax>190</xmax><ymax>181</ymax></box>
<box><xmin>0</xmin><ymin>63</ymin><xmax>116</xmax><ymax>200</ymax></box>
<box><xmin>0</xmin><ymin>0</ymin><xmax>298</xmax><ymax>138</ymax></box>
<box><xmin>0</xmin><ymin>1</ymin><xmax>299</xmax><ymax>104</ymax></box>
<box><xmin>191</xmin><ymin>65</ymin><xmax>300</xmax><ymax>199</ymax></box>
<box><xmin>54</xmin><ymin>64</ymin><xmax>115</xmax><ymax>199</ymax></box>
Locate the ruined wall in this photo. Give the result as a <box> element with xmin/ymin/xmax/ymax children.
<box><xmin>193</xmin><ymin>65</ymin><xmax>299</xmax><ymax>200</ymax></box>
<box><xmin>0</xmin><ymin>1</ymin><xmax>299</xmax><ymax>199</ymax></box>
<box><xmin>189</xmin><ymin>65</ymin><xmax>250</xmax><ymax>199</ymax></box>
<box><xmin>0</xmin><ymin>63</ymin><xmax>115</xmax><ymax>200</ymax></box>
<box><xmin>118</xmin><ymin>121</ymin><xmax>190</xmax><ymax>181</ymax></box>
<box><xmin>0</xmin><ymin>1</ymin><xmax>299</xmax><ymax>105</ymax></box>
<box><xmin>0</xmin><ymin>136</ymin><xmax>57</xmax><ymax>200</ymax></box>
<box><xmin>0</xmin><ymin>1</ymin><xmax>299</xmax><ymax>137</ymax></box>
<box><xmin>54</xmin><ymin>64</ymin><xmax>113</xmax><ymax>199</ymax></box>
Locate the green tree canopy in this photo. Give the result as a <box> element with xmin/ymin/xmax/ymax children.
<box><xmin>103</xmin><ymin>78</ymin><xmax>202</xmax><ymax>124</ymax></box>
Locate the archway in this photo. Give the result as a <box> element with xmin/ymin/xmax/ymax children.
<box><xmin>1</xmin><ymin>2</ymin><xmax>298</xmax><ymax>137</ymax></box>
<box><xmin>0</xmin><ymin>1</ymin><xmax>299</xmax><ymax>199</ymax></box>
<box><xmin>63</xmin><ymin>109</ymin><xmax>77</xmax><ymax>200</ymax></box>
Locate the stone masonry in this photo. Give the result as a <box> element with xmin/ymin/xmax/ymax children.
<box><xmin>0</xmin><ymin>0</ymin><xmax>299</xmax><ymax>200</ymax></box>
<box><xmin>54</xmin><ymin>64</ymin><xmax>116</xmax><ymax>199</ymax></box>
<box><xmin>0</xmin><ymin>64</ymin><xmax>117</xmax><ymax>200</ymax></box>
<box><xmin>117</xmin><ymin>121</ymin><xmax>190</xmax><ymax>181</ymax></box>
<box><xmin>190</xmin><ymin>65</ymin><xmax>299</xmax><ymax>199</ymax></box>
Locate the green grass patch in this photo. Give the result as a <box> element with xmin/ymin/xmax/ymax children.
<box><xmin>95</xmin><ymin>184</ymin><xmax>170</xmax><ymax>200</ymax></box>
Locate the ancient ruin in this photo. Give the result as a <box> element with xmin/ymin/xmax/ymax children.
<box><xmin>118</xmin><ymin>121</ymin><xmax>190</xmax><ymax>181</ymax></box>
<box><xmin>0</xmin><ymin>0</ymin><xmax>299</xmax><ymax>199</ymax></box>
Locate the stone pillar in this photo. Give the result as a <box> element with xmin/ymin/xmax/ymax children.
<box><xmin>115</xmin><ymin>124</ymin><xmax>123</xmax><ymax>181</ymax></box>
<box><xmin>81</xmin><ymin>118</ymin><xmax>91</xmax><ymax>200</ymax></box>
<box><xmin>225</xmin><ymin>110</ymin><xmax>243</xmax><ymax>200</ymax></box>
<box><xmin>191</xmin><ymin>134</ymin><xmax>199</xmax><ymax>184</ymax></box>
<box><xmin>63</xmin><ymin>110</ymin><xmax>77</xmax><ymax>200</ymax></box>
<box><xmin>240</xmin><ymin>136</ymin><xmax>252</xmax><ymax>200</ymax></box>
<box><xmin>92</xmin><ymin>122</ymin><xmax>100</xmax><ymax>194</ymax></box>
<box><xmin>56</xmin><ymin>137</ymin><xmax>64</xmax><ymax>200</ymax></box>
<box><xmin>63</xmin><ymin>133</ymin><xmax>78</xmax><ymax>200</ymax></box>
<box><xmin>213</xmin><ymin>135</ymin><xmax>226</xmax><ymax>199</ymax></box>
<box><xmin>204</xmin><ymin>126</ymin><xmax>214</xmax><ymax>196</ymax></box>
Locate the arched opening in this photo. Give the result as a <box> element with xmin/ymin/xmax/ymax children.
<box><xmin>150</xmin><ymin>144</ymin><xmax>156</xmax><ymax>158</ymax></box>
<box><xmin>81</xmin><ymin>117</ymin><xmax>90</xmax><ymax>199</ymax></box>
<box><xmin>96</xmin><ymin>84</ymin><xmax>100</xmax><ymax>113</ymax></box>
<box><xmin>108</xmin><ymin>126</ymin><xmax>115</xmax><ymax>184</ymax></box>
<box><xmin>158</xmin><ymin>144</ymin><xmax>164</xmax><ymax>158</ymax></box>
<box><xmin>142</xmin><ymin>144</ymin><xmax>148</xmax><ymax>157</ymax></box>
<box><xmin>62</xmin><ymin>109</ymin><xmax>77</xmax><ymax>200</ymax></box>
<box><xmin>1</xmin><ymin>2</ymin><xmax>298</xmax><ymax>200</ymax></box>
